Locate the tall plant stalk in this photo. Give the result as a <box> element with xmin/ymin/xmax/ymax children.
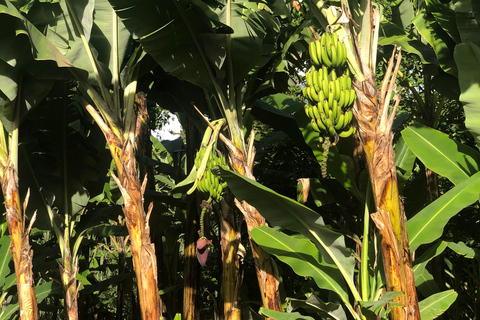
<box><xmin>0</xmin><ymin>82</ymin><xmax>38</xmax><ymax>320</ymax></box>
<box><xmin>349</xmin><ymin>3</ymin><xmax>420</xmax><ymax>318</ymax></box>
<box><xmin>308</xmin><ymin>0</ymin><xmax>420</xmax><ymax>317</ymax></box>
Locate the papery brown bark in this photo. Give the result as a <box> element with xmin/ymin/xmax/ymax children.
<box><xmin>183</xmin><ymin>118</ymin><xmax>199</xmax><ymax>320</ymax></box>
<box><xmin>85</xmin><ymin>101</ymin><xmax>161</xmax><ymax>320</ymax></box>
<box><xmin>60</xmin><ymin>255</ymin><xmax>79</xmax><ymax>320</ymax></box>
<box><xmin>1</xmin><ymin>165</ymin><xmax>38</xmax><ymax>320</ymax></box>
<box><xmin>354</xmin><ymin>48</ymin><xmax>420</xmax><ymax>319</ymax></box>
<box><xmin>225</xmin><ymin>130</ymin><xmax>281</xmax><ymax>317</ymax></box>
<box><xmin>220</xmin><ymin>191</ymin><xmax>242</xmax><ymax>320</ymax></box>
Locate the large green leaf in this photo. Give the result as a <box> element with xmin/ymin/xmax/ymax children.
<box><xmin>455</xmin><ymin>42</ymin><xmax>480</xmax><ymax>147</ymax></box>
<box><xmin>413</xmin><ymin>8</ymin><xmax>457</xmax><ymax>76</ymax></box>
<box><xmin>217</xmin><ymin>168</ymin><xmax>360</xmax><ymax>302</ymax></box>
<box><xmin>378</xmin><ymin>20</ymin><xmax>437</xmax><ymax>64</ymax></box>
<box><xmin>406</xmin><ymin>171</ymin><xmax>480</xmax><ymax>251</ymax></box>
<box><xmin>402</xmin><ymin>123</ymin><xmax>480</xmax><ymax>185</ymax></box>
<box><xmin>108</xmin><ymin>0</ymin><xmax>279</xmax><ymax>91</ymax></box>
<box><xmin>251</xmin><ymin>225</ymin><xmax>349</xmax><ymax>303</ymax></box>
<box><xmin>419</xmin><ymin>289</ymin><xmax>457</xmax><ymax>320</ymax></box>
<box><xmin>0</xmin><ymin>1</ymin><xmax>83</xmax><ymax>130</ymax></box>
<box><xmin>46</xmin><ymin>0</ymin><xmax>131</xmax><ymax>85</ymax></box>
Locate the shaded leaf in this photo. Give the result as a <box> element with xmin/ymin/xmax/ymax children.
<box><xmin>413</xmin><ymin>9</ymin><xmax>457</xmax><ymax>76</ymax></box>
<box><xmin>455</xmin><ymin>42</ymin><xmax>480</xmax><ymax>147</ymax></box>
<box><xmin>259</xmin><ymin>308</ymin><xmax>315</xmax><ymax>320</ymax></box>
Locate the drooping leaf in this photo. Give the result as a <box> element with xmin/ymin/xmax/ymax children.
<box><xmin>287</xmin><ymin>294</ymin><xmax>347</xmax><ymax>320</ymax></box>
<box><xmin>378</xmin><ymin>20</ymin><xmax>437</xmax><ymax>64</ymax></box>
<box><xmin>412</xmin><ymin>241</ymin><xmax>447</xmax><ymax>297</ymax></box>
<box><xmin>419</xmin><ymin>289</ymin><xmax>457</xmax><ymax>320</ymax></box>
<box><xmin>402</xmin><ymin>123</ymin><xmax>480</xmax><ymax>185</ymax></box>
<box><xmin>407</xmin><ymin>171</ymin><xmax>480</xmax><ymax>251</ymax></box>
<box><xmin>251</xmin><ymin>225</ymin><xmax>349</xmax><ymax>303</ymax></box>
<box><xmin>359</xmin><ymin>291</ymin><xmax>403</xmax><ymax>314</ymax></box>
<box><xmin>217</xmin><ymin>168</ymin><xmax>359</xmax><ymax>301</ymax></box>
<box><xmin>447</xmin><ymin>241</ymin><xmax>479</xmax><ymax>260</ymax></box>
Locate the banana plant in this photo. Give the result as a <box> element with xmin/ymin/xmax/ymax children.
<box><xmin>107</xmin><ymin>0</ymin><xmax>297</xmax><ymax>318</ymax></box>
<box><xmin>0</xmin><ymin>1</ymin><xmax>83</xmax><ymax>318</ymax></box>
<box><xmin>2</xmin><ymin>0</ymin><xmax>167</xmax><ymax>318</ymax></box>
<box><xmin>303</xmin><ymin>0</ymin><xmax>421</xmax><ymax>318</ymax></box>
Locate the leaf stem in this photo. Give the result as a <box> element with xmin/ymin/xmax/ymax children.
<box><xmin>361</xmin><ymin>181</ymin><xmax>372</xmax><ymax>301</ymax></box>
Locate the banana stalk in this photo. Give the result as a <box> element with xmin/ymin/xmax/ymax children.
<box><xmin>0</xmin><ymin>86</ymin><xmax>38</xmax><ymax>320</ymax></box>
<box><xmin>84</xmin><ymin>96</ymin><xmax>162</xmax><ymax>320</ymax></box>
<box><xmin>308</xmin><ymin>1</ymin><xmax>420</xmax><ymax>318</ymax></box>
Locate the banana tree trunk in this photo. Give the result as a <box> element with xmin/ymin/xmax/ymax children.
<box><xmin>354</xmin><ymin>48</ymin><xmax>420</xmax><ymax>319</ymax></box>
<box><xmin>219</xmin><ymin>191</ymin><xmax>241</xmax><ymax>320</ymax></box>
<box><xmin>60</xmin><ymin>251</ymin><xmax>78</xmax><ymax>320</ymax></box>
<box><xmin>224</xmin><ymin>130</ymin><xmax>281</xmax><ymax>315</ymax></box>
<box><xmin>183</xmin><ymin>119</ymin><xmax>199</xmax><ymax>320</ymax></box>
<box><xmin>1</xmin><ymin>165</ymin><xmax>38</xmax><ymax>320</ymax></box>
<box><xmin>84</xmin><ymin>103</ymin><xmax>161</xmax><ymax>320</ymax></box>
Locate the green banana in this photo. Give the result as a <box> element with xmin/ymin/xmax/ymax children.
<box><xmin>309</xmin><ymin>40</ymin><xmax>320</xmax><ymax>66</ymax></box>
<box><xmin>306</xmin><ymin>70</ymin><xmax>313</xmax><ymax>87</ymax></box>
<box><xmin>319</xmin><ymin>110</ymin><xmax>330</xmax><ymax>130</ymax></box>
<box><xmin>333</xmin><ymin>100</ymin><xmax>341</xmax><ymax>123</ymax></box>
<box><xmin>318</xmin><ymin>89</ymin><xmax>325</xmax><ymax>104</ymax></box>
<box><xmin>328</xmin><ymin>81</ymin><xmax>335</xmax><ymax>110</ymax></box>
<box><xmin>338</xmin><ymin>89</ymin><xmax>346</xmax><ymax>109</ymax></box>
<box><xmin>312</xmin><ymin>69</ymin><xmax>320</xmax><ymax>93</ymax></box>
<box><xmin>335</xmin><ymin>113</ymin><xmax>346</xmax><ymax>131</ymax></box>
<box><xmin>321</xmin><ymin>78</ymin><xmax>329</xmax><ymax>97</ymax></box>
<box><xmin>344</xmin><ymin>110</ymin><xmax>353</xmax><ymax>127</ymax></box>
<box><xmin>310</xmin><ymin>119</ymin><xmax>321</xmax><ymax>132</ymax></box>
<box><xmin>347</xmin><ymin>89</ymin><xmax>356</xmax><ymax>106</ymax></box>
<box><xmin>334</xmin><ymin>79</ymin><xmax>341</xmax><ymax>101</ymax></box>
<box><xmin>315</xmin><ymin>39</ymin><xmax>323</xmax><ymax>66</ymax></box>
<box><xmin>309</xmin><ymin>86</ymin><xmax>319</xmax><ymax>102</ymax></box>
<box><xmin>328</xmin><ymin>123</ymin><xmax>337</xmax><ymax>137</ymax></box>
<box><xmin>339</xmin><ymin>126</ymin><xmax>356</xmax><ymax>138</ymax></box>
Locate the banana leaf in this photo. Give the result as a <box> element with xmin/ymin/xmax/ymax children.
<box><xmin>402</xmin><ymin>123</ymin><xmax>480</xmax><ymax>185</ymax></box>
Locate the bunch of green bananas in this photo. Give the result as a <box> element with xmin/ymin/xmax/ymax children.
<box><xmin>303</xmin><ymin>32</ymin><xmax>357</xmax><ymax>143</ymax></box>
<box><xmin>194</xmin><ymin>148</ymin><xmax>228</xmax><ymax>203</ymax></box>
<box><xmin>309</xmin><ymin>32</ymin><xmax>347</xmax><ymax>68</ymax></box>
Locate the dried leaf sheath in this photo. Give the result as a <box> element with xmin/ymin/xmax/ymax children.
<box><xmin>85</xmin><ymin>103</ymin><xmax>161</xmax><ymax>320</ymax></box>
<box><xmin>354</xmin><ymin>48</ymin><xmax>420</xmax><ymax>319</ymax></box>
<box><xmin>1</xmin><ymin>165</ymin><xmax>38</xmax><ymax>320</ymax></box>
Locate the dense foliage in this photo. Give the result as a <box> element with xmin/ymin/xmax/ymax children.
<box><xmin>0</xmin><ymin>0</ymin><xmax>480</xmax><ymax>319</ymax></box>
